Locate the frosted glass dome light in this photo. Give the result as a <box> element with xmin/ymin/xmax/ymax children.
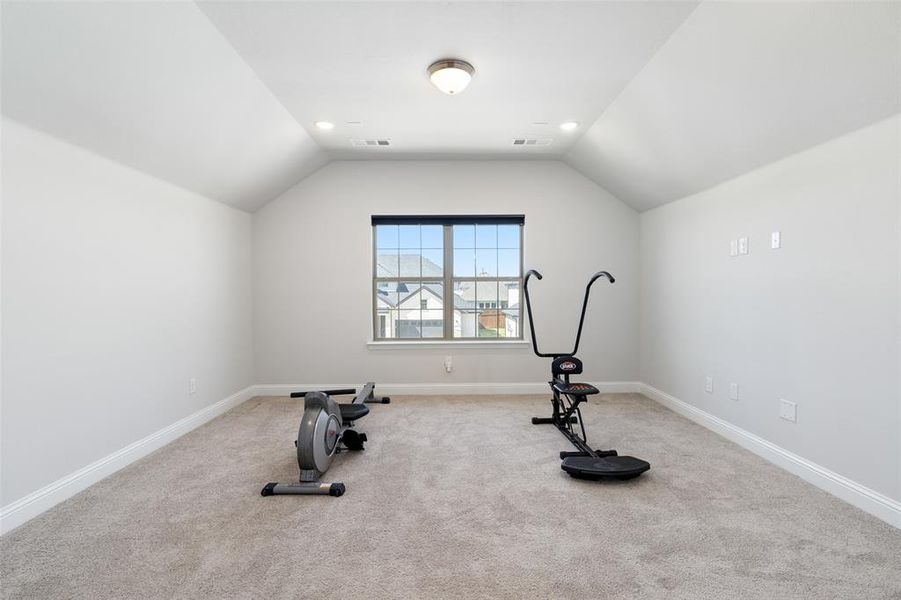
<box><xmin>428</xmin><ymin>59</ymin><xmax>474</xmax><ymax>95</ymax></box>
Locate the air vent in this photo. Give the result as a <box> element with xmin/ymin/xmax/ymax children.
<box><xmin>512</xmin><ymin>138</ymin><xmax>552</xmax><ymax>146</ymax></box>
<box><xmin>351</xmin><ymin>139</ymin><xmax>391</xmax><ymax>147</ymax></box>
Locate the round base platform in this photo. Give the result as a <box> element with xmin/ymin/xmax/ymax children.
<box><xmin>561</xmin><ymin>455</ymin><xmax>650</xmax><ymax>480</ymax></box>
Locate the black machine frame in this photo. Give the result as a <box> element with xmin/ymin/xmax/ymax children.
<box><xmin>524</xmin><ymin>269</ymin><xmax>650</xmax><ymax>480</ymax></box>
<box><xmin>525</xmin><ymin>270</ymin><xmax>615</xmax><ymax>456</ymax></box>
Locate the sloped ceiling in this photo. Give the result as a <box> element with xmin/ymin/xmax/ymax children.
<box><xmin>565</xmin><ymin>1</ymin><xmax>901</xmax><ymax>211</ymax></box>
<box><xmin>2</xmin><ymin>1</ymin><xmax>899</xmax><ymax>213</ymax></box>
<box><xmin>1</xmin><ymin>1</ymin><xmax>328</xmax><ymax>212</ymax></box>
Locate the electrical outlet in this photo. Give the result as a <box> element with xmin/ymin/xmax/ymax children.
<box><xmin>705</xmin><ymin>377</ymin><xmax>713</xmax><ymax>393</ymax></box>
<box><xmin>444</xmin><ymin>356</ymin><xmax>453</xmax><ymax>373</ymax></box>
<box><xmin>779</xmin><ymin>399</ymin><xmax>797</xmax><ymax>423</ymax></box>
<box><xmin>188</xmin><ymin>378</ymin><xmax>197</xmax><ymax>394</ymax></box>
<box><xmin>729</xmin><ymin>383</ymin><xmax>739</xmax><ymax>400</ymax></box>
<box><xmin>771</xmin><ymin>231</ymin><xmax>781</xmax><ymax>249</ymax></box>
<box><xmin>738</xmin><ymin>237</ymin><xmax>749</xmax><ymax>255</ymax></box>
<box><xmin>729</xmin><ymin>240</ymin><xmax>738</xmax><ymax>257</ymax></box>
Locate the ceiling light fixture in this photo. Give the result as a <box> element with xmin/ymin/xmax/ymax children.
<box><xmin>315</xmin><ymin>121</ymin><xmax>335</xmax><ymax>130</ymax></box>
<box><xmin>560</xmin><ymin>121</ymin><xmax>579</xmax><ymax>131</ymax></box>
<box><xmin>428</xmin><ymin>59</ymin><xmax>474</xmax><ymax>95</ymax></box>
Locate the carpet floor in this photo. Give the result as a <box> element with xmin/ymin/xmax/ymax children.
<box><xmin>1</xmin><ymin>393</ymin><xmax>900</xmax><ymax>599</ymax></box>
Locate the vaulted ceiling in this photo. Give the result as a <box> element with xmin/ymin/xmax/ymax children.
<box><xmin>3</xmin><ymin>1</ymin><xmax>899</xmax><ymax>213</ymax></box>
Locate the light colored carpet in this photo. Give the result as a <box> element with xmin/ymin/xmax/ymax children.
<box><xmin>2</xmin><ymin>393</ymin><xmax>900</xmax><ymax>599</ymax></box>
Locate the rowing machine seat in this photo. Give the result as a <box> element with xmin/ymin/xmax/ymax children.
<box><xmin>338</xmin><ymin>403</ymin><xmax>370</xmax><ymax>423</ymax></box>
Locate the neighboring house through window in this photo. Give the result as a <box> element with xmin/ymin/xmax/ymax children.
<box><xmin>372</xmin><ymin>215</ymin><xmax>523</xmax><ymax>340</ymax></box>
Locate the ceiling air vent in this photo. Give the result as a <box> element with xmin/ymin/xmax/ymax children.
<box><xmin>351</xmin><ymin>139</ymin><xmax>391</xmax><ymax>147</ymax></box>
<box><xmin>512</xmin><ymin>138</ymin><xmax>552</xmax><ymax>146</ymax></box>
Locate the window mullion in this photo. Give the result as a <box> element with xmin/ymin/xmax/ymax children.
<box><xmin>443</xmin><ymin>225</ymin><xmax>453</xmax><ymax>340</ymax></box>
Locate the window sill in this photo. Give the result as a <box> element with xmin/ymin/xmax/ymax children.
<box><xmin>367</xmin><ymin>340</ymin><xmax>531</xmax><ymax>350</ymax></box>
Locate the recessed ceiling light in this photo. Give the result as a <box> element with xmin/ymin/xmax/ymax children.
<box><xmin>315</xmin><ymin>121</ymin><xmax>335</xmax><ymax>130</ymax></box>
<box><xmin>560</xmin><ymin>121</ymin><xmax>579</xmax><ymax>131</ymax></box>
<box><xmin>428</xmin><ymin>59</ymin><xmax>474</xmax><ymax>95</ymax></box>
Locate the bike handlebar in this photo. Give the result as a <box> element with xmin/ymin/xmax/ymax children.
<box><xmin>589</xmin><ymin>271</ymin><xmax>615</xmax><ymax>285</ymax></box>
<box><xmin>290</xmin><ymin>388</ymin><xmax>356</xmax><ymax>398</ymax></box>
<box><xmin>523</xmin><ymin>269</ymin><xmax>615</xmax><ymax>358</ymax></box>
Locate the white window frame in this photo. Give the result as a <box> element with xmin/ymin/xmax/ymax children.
<box><xmin>372</xmin><ymin>216</ymin><xmax>524</xmax><ymax>342</ymax></box>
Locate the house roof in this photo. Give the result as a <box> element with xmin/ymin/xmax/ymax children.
<box><xmin>376</xmin><ymin>254</ymin><xmax>442</xmax><ymax>279</ymax></box>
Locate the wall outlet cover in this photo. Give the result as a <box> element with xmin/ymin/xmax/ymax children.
<box><xmin>705</xmin><ymin>376</ymin><xmax>714</xmax><ymax>393</ymax></box>
<box><xmin>729</xmin><ymin>383</ymin><xmax>739</xmax><ymax>400</ymax></box>
<box><xmin>779</xmin><ymin>399</ymin><xmax>797</xmax><ymax>422</ymax></box>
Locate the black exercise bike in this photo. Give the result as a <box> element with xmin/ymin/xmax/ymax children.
<box><xmin>523</xmin><ymin>269</ymin><xmax>650</xmax><ymax>480</ymax></box>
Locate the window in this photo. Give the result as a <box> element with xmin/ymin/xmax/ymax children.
<box><xmin>373</xmin><ymin>215</ymin><xmax>523</xmax><ymax>341</ymax></box>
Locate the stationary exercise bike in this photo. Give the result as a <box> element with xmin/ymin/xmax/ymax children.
<box><xmin>524</xmin><ymin>270</ymin><xmax>650</xmax><ymax>480</ymax></box>
<box><xmin>261</xmin><ymin>382</ymin><xmax>389</xmax><ymax>497</ymax></box>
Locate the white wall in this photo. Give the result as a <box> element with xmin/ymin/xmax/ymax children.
<box><xmin>640</xmin><ymin>116</ymin><xmax>901</xmax><ymax>502</ymax></box>
<box><xmin>253</xmin><ymin>161</ymin><xmax>639</xmax><ymax>386</ymax></box>
<box><xmin>6</xmin><ymin>112</ymin><xmax>894</xmax><ymax>527</ymax></box>
<box><xmin>0</xmin><ymin>119</ymin><xmax>254</xmax><ymax>507</ymax></box>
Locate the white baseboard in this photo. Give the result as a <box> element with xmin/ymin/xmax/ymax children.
<box><xmin>638</xmin><ymin>383</ymin><xmax>901</xmax><ymax>529</ymax></box>
<box><xmin>253</xmin><ymin>381</ymin><xmax>641</xmax><ymax>397</ymax></box>
<box><xmin>0</xmin><ymin>385</ymin><xmax>256</xmax><ymax>535</ymax></box>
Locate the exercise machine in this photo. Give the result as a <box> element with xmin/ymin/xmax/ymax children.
<box><xmin>261</xmin><ymin>382</ymin><xmax>389</xmax><ymax>497</ymax></box>
<box><xmin>523</xmin><ymin>270</ymin><xmax>650</xmax><ymax>480</ymax></box>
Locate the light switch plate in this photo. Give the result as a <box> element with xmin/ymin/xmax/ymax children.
<box><xmin>730</xmin><ymin>240</ymin><xmax>738</xmax><ymax>257</ymax></box>
<box><xmin>738</xmin><ymin>237</ymin><xmax>749</xmax><ymax>255</ymax></box>
<box><xmin>771</xmin><ymin>231</ymin><xmax>781</xmax><ymax>249</ymax></box>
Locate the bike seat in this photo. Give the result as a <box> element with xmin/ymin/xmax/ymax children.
<box><xmin>552</xmin><ymin>381</ymin><xmax>599</xmax><ymax>396</ymax></box>
<box><xmin>338</xmin><ymin>403</ymin><xmax>370</xmax><ymax>422</ymax></box>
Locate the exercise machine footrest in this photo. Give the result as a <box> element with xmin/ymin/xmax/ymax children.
<box><xmin>532</xmin><ymin>416</ymin><xmax>578</xmax><ymax>425</ymax></box>
<box><xmin>560</xmin><ymin>455</ymin><xmax>650</xmax><ymax>480</ymax></box>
